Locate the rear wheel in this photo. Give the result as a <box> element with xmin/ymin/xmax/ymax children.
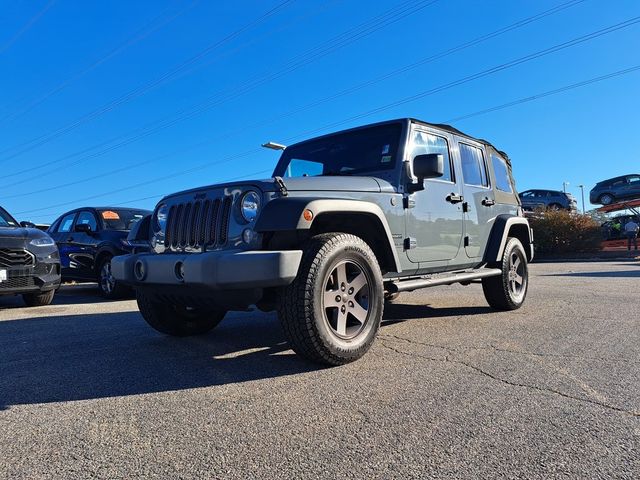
<box><xmin>22</xmin><ymin>290</ymin><xmax>55</xmax><ymax>307</ymax></box>
<box><xmin>482</xmin><ymin>237</ymin><xmax>528</xmax><ymax>311</ymax></box>
<box><xmin>136</xmin><ymin>290</ymin><xmax>227</xmax><ymax>336</ymax></box>
<box><xmin>599</xmin><ymin>193</ymin><xmax>615</xmax><ymax>205</ymax></box>
<box><xmin>278</xmin><ymin>232</ymin><xmax>384</xmax><ymax>365</ymax></box>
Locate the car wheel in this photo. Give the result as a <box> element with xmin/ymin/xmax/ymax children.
<box><xmin>97</xmin><ymin>255</ymin><xmax>127</xmax><ymax>299</ymax></box>
<box><xmin>482</xmin><ymin>237</ymin><xmax>529</xmax><ymax>311</ymax></box>
<box><xmin>599</xmin><ymin>193</ymin><xmax>615</xmax><ymax>205</ymax></box>
<box><xmin>136</xmin><ymin>290</ymin><xmax>227</xmax><ymax>336</ymax></box>
<box><xmin>22</xmin><ymin>290</ymin><xmax>55</xmax><ymax>307</ymax></box>
<box><xmin>547</xmin><ymin>203</ymin><xmax>562</xmax><ymax>210</ymax></box>
<box><xmin>278</xmin><ymin>232</ymin><xmax>384</xmax><ymax>366</ymax></box>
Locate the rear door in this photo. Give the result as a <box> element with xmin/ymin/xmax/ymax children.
<box><xmin>454</xmin><ymin>139</ymin><xmax>494</xmax><ymax>259</ymax></box>
<box><xmin>623</xmin><ymin>175</ymin><xmax>640</xmax><ymax>199</ymax></box>
<box><xmin>70</xmin><ymin>210</ymin><xmax>100</xmax><ymax>278</ymax></box>
<box><xmin>53</xmin><ymin>212</ymin><xmax>78</xmax><ymax>278</ymax></box>
<box><xmin>405</xmin><ymin>125</ymin><xmax>463</xmax><ymax>263</ymax></box>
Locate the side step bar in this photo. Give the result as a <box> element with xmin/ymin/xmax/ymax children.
<box><xmin>387</xmin><ymin>268</ymin><xmax>502</xmax><ymax>293</ymax></box>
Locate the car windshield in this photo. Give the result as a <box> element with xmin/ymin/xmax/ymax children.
<box><xmin>98</xmin><ymin>209</ymin><xmax>149</xmax><ymax>231</ymax></box>
<box><xmin>273</xmin><ymin>123</ymin><xmax>402</xmax><ymax>178</ymax></box>
<box><xmin>0</xmin><ymin>207</ymin><xmax>19</xmax><ymax>227</ymax></box>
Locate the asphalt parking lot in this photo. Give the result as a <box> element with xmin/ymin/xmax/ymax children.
<box><xmin>1</xmin><ymin>260</ymin><xmax>639</xmax><ymax>479</ymax></box>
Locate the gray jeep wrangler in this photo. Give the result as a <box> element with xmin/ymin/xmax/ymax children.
<box><xmin>113</xmin><ymin>118</ymin><xmax>533</xmax><ymax>365</ymax></box>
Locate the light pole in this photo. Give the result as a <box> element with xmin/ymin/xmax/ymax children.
<box><xmin>563</xmin><ymin>181</ymin><xmax>569</xmax><ymax>193</ymax></box>
<box><xmin>577</xmin><ymin>184</ymin><xmax>585</xmax><ymax>214</ymax></box>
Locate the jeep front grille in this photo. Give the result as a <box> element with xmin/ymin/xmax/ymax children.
<box><xmin>165</xmin><ymin>197</ymin><xmax>233</xmax><ymax>250</ymax></box>
<box><xmin>0</xmin><ymin>249</ymin><xmax>35</xmax><ymax>268</ymax></box>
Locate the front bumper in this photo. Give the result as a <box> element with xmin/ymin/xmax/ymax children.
<box><xmin>112</xmin><ymin>249</ymin><xmax>303</xmax><ymax>291</ymax></box>
<box><xmin>0</xmin><ymin>262</ymin><xmax>61</xmax><ymax>296</ymax></box>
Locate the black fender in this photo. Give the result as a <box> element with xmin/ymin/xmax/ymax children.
<box><xmin>255</xmin><ymin>197</ymin><xmax>402</xmax><ymax>273</ymax></box>
<box><xmin>484</xmin><ymin>214</ymin><xmax>534</xmax><ymax>263</ymax></box>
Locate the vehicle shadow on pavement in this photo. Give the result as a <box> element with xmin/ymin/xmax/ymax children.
<box><xmin>0</xmin><ymin>286</ymin><xmax>132</xmax><ymax>310</ymax></box>
<box><xmin>383</xmin><ymin>303</ymin><xmax>492</xmax><ymax>324</ymax></box>
<box><xmin>0</xmin><ymin>310</ymin><xmax>316</xmax><ymax>410</ymax></box>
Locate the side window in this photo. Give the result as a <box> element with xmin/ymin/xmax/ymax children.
<box><xmin>520</xmin><ymin>191</ymin><xmax>533</xmax><ymax>198</ymax></box>
<box><xmin>459</xmin><ymin>143</ymin><xmax>488</xmax><ymax>187</ymax></box>
<box><xmin>627</xmin><ymin>175</ymin><xmax>640</xmax><ymax>184</ymax></box>
<box><xmin>76</xmin><ymin>211</ymin><xmax>98</xmax><ymax>231</ymax></box>
<box><xmin>411</xmin><ymin>131</ymin><xmax>453</xmax><ymax>182</ymax></box>
<box><xmin>491</xmin><ymin>154</ymin><xmax>513</xmax><ymax>193</ymax></box>
<box><xmin>58</xmin><ymin>213</ymin><xmax>76</xmax><ymax>233</ymax></box>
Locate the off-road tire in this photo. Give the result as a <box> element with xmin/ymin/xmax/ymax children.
<box><xmin>22</xmin><ymin>290</ymin><xmax>55</xmax><ymax>307</ymax></box>
<box><xmin>278</xmin><ymin>232</ymin><xmax>384</xmax><ymax>366</ymax></box>
<box><xmin>97</xmin><ymin>255</ymin><xmax>129</xmax><ymax>299</ymax></box>
<box><xmin>136</xmin><ymin>290</ymin><xmax>227</xmax><ymax>336</ymax></box>
<box><xmin>482</xmin><ymin>237</ymin><xmax>528</xmax><ymax>311</ymax></box>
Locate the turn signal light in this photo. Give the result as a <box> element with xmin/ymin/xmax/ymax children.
<box><xmin>303</xmin><ymin>209</ymin><xmax>313</xmax><ymax>221</ymax></box>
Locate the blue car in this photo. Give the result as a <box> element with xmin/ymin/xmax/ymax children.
<box><xmin>48</xmin><ymin>207</ymin><xmax>151</xmax><ymax>298</ymax></box>
<box><xmin>589</xmin><ymin>174</ymin><xmax>640</xmax><ymax>205</ymax></box>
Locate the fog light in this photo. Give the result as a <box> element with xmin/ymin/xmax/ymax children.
<box><xmin>134</xmin><ymin>260</ymin><xmax>146</xmax><ymax>281</ymax></box>
<box><xmin>242</xmin><ymin>228</ymin><xmax>255</xmax><ymax>244</ymax></box>
<box><xmin>174</xmin><ymin>261</ymin><xmax>185</xmax><ymax>281</ymax></box>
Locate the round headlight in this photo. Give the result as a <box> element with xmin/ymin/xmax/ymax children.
<box><xmin>240</xmin><ymin>191</ymin><xmax>260</xmax><ymax>223</ymax></box>
<box><xmin>155</xmin><ymin>203</ymin><xmax>169</xmax><ymax>232</ymax></box>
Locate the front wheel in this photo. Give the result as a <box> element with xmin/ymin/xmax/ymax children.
<box><xmin>482</xmin><ymin>237</ymin><xmax>529</xmax><ymax>311</ymax></box>
<box><xmin>278</xmin><ymin>232</ymin><xmax>384</xmax><ymax>366</ymax></box>
<box><xmin>136</xmin><ymin>290</ymin><xmax>227</xmax><ymax>336</ymax></box>
<box><xmin>98</xmin><ymin>255</ymin><xmax>128</xmax><ymax>299</ymax></box>
<box><xmin>22</xmin><ymin>290</ymin><xmax>55</xmax><ymax>307</ymax></box>
<box><xmin>599</xmin><ymin>193</ymin><xmax>615</xmax><ymax>205</ymax></box>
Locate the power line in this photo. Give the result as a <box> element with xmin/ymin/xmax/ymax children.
<box><xmin>443</xmin><ymin>64</ymin><xmax>640</xmax><ymax>124</ymax></box>
<box><xmin>0</xmin><ymin>0</ymin><xmax>436</xmax><ymax>165</ymax></box>
<box><xmin>2</xmin><ymin>0</ymin><xmax>582</xmax><ymax>188</ymax></box>
<box><xmin>0</xmin><ymin>0</ymin><xmax>198</xmax><ymax>125</ymax></box>
<box><xmin>0</xmin><ymin>0</ymin><xmax>296</xmax><ymax>160</ymax></box>
<box><xmin>0</xmin><ymin>0</ymin><xmax>56</xmax><ymax>55</ymax></box>
<box><xmin>15</xmin><ymin>61</ymin><xmax>640</xmax><ymax>217</ymax></box>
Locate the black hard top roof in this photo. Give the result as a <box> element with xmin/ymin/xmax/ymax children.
<box><xmin>288</xmin><ymin>118</ymin><xmax>510</xmax><ymax>161</ymax></box>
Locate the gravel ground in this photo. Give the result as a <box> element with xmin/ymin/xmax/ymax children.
<box><xmin>1</xmin><ymin>260</ymin><xmax>639</xmax><ymax>479</ymax></box>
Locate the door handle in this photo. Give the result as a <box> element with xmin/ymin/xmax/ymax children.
<box><xmin>67</xmin><ymin>236</ymin><xmax>74</xmax><ymax>242</ymax></box>
<box><xmin>482</xmin><ymin>197</ymin><xmax>496</xmax><ymax>206</ymax></box>
<box><xmin>446</xmin><ymin>193</ymin><xmax>464</xmax><ymax>204</ymax></box>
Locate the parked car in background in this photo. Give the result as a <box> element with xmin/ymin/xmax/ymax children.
<box><xmin>590</xmin><ymin>174</ymin><xmax>640</xmax><ymax>205</ymax></box>
<box><xmin>0</xmin><ymin>206</ymin><xmax>60</xmax><ymax>306</ymax></box>
<box><xmin>48</xmin><ymin>207</ymin><xmax>151</xmax><ymax>298</ymax></box>
<box><xmin>518</xmin><ymin>189</ymin><xmax>577</xmax><ymax>211</ymax></box>
<box><xmin>601</xmin><ymin>214</ymin><xmax>640</xmax><ymax>240</ymax></box>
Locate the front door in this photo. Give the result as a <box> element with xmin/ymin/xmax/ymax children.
<box><xmin>53</xmin><ymin>212</ymin><xmax>78</xmax><ymax>278</ymax></box>
<box><xmin>405</xmin><ymin>127</ymin><xmax>463</xmax><ymax>263</ymax></box>
<box><xmin>454</xmin><ymin>140</ymin><xmax>495</xmax><ymax>259</ymax></box>
<box><xmin>70</xmin><ymin>210</ymin><xmax>100</xmax><ymax>278</ymax></box>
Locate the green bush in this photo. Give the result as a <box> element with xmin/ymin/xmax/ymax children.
<box><xmin>528</xmin><ymin>209</ymin><xmax>602</xmax><ymax>257</ymax></box>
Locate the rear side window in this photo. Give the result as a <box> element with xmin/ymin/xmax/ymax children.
<box><xmin>411</xmin><ymin>131</ymin><xmax>453</xmax><ymax>182</ymax></box>
<box><xmin>491</xmin><ymin>154</ymin><xmax>512</xmax><ymax>193</ymax></box>
<box><xmin>459</xmin><ymin>143</ymin><xmax>488</xmax><ymax>187</ymax></box>
<box><xmin>57</xmin><ymin>213</ymin><xmax>76</xmax><ymax>233</ymax></box>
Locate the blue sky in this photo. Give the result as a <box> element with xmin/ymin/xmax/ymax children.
<box><xmin>1</xmin><ymin>0</ymin><xmax>639</xmax><ymax>223</ymax></box>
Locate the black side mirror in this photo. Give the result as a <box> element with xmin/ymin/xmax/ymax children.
<box><xmin>408</xmin><ymin>153</ymin><xmax>444</xmax><ymax>193</ymax></box>
<box><xmin>20</xmin><ymin>221</ymin><xmax>36</xmax><ymax>228</ymax></box>
<box><xmin>74</xmin><ymin>223</ymin><xmax>93</xmax><ymax>234</ymax></box>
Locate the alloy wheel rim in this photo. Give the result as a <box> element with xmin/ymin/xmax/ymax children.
<box><xmin>100</xmin><ymin>261</ymin><xmax>115</xmax><ymax>294</ymax></box>
<box><xmin>507</xmin><ymin>252</ymin><xmax>526</xmax><ymax>301</ymax></box>
<box><xmin>322</xmin><ymin>260</ymin><xmax>371</xmax><ymax>339</ymax></box>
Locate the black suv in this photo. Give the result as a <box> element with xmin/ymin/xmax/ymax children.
<box><xmin>590</xmin><ymin>174</ymin><xmax>640</xmax><ymax>205</ymax></box>
<box><xmin>0</xmin><ymin>206</ymin><xmax>61</xmax><ymax>306</ymax></box>
<box><xmin>114</xmin><ymin>119</ymin><xmax>533</xmax><ymax>365</ymax></box>
<box><xmin>518</xmin><ymin>189</ymin><xmax>577</xmax><ymax>211</ymax></box>
<box><xmin>48</xmin><ymin>207</ymin><xmax>151</xmax><ymax>298</ymax></box>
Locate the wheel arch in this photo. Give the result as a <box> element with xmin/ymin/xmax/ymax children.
<box><xmin>94</xmin><ymin>246</ymin><xmax>118</xmax><ymax>274</ymax></box>
<box><xmin>484</xmin><ymin>215</ymin><xmax>533</xmax><ymax>264</ymax></box>
<box><xmin>255</xmin><ymin>197</ymin><xmax>402</xmax><ymax>274</ymax></box>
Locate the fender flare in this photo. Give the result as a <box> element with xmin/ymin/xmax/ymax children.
<box><xmin>484</xmin><ymin>215</ymin><xmax>534</xmax><ymax>263</ymax></box>
<box><xmin>255</xmin><ymin>197</ymin><xmax>402</xmax><ymax>272</ymax></box>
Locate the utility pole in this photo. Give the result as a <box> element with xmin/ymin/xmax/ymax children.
<box><xmin>577</xmin><ymin>184</ymin><xmax>585</xmax><ymax>214</ymax></box>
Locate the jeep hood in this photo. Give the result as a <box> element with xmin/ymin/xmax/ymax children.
<box><xmin>164</xmin><ymin>176</ymin><xmax>393</xmax><ymax>201</ymax></box>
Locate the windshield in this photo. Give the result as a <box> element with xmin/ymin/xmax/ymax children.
<box><xmin>0</xmin><ymin>207</ymin><xmax>19</xmax><ymax>227</ymax></box>
<box><xmin>98</xmin><ymin>209</ymin><xmax>149</xmax><ymax>231</ymax></box>
<box><xmin>273</xmin><ymin>123</ymin><xmax>402</xmax><ymax>178</ymax></box>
